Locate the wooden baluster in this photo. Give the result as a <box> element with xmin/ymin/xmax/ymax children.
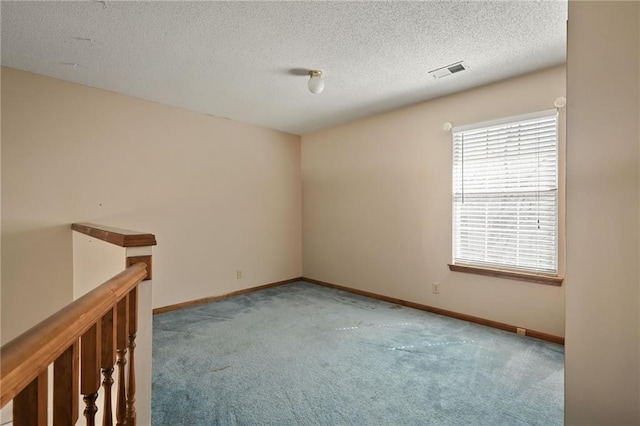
<box><xmin>126</xmin><ymin>286</ymin><xmax>138</xmax><ymax>426</ymax></box>
<box><xmin>81</xmin><ymin>323</ymin><xmax>102</xmax><ymax>426</ymax></box>
<box><xmin>13</xmin><ymin>369</ymin><xmax>47</xmax><ymax>426</ymax></box>
<box><xmin>102</xmin><ymin>307</ymin><xmax>117</xmax><ymax>426</ymax></box>
<box><xmin>54</xmin><ymin>341</ymin><xmax>79</xmax><ymax>425</ymax></box>
<box><xmin>116</xmin><ymin>295</ymin><xmax>129</xmax><ymax>426</ymax></box>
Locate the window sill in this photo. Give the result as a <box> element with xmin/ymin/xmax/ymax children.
<box><xmin>448</xmin><ymin>263</ymin><xmax>564</xmax><ymax>286</ymax></box>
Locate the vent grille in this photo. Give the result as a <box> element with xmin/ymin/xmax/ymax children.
<box><xmin>429</xmin><ymin>61</ymin><xmax>468</xmax><ymax>79</ymax></box>
<box><xmin>448</xmin><ymin>64</ymin><xmax>465</xmax><ymax>74</ymax></box>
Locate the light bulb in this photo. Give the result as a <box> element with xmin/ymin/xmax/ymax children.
<box><xmin>308</xmin><ymin>70</ymin><xmax>324</xmax><ymax>94</ymax></box>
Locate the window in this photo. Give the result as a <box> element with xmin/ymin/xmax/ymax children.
<box><xmin>451</xmin><ymin>110</ymin><xmax>559</xmax><ymax>278</ymax></box>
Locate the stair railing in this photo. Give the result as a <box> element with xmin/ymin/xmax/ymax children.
<box><xmin>1</xmin><ymin>223</ymin><xmax>156</xmax><ymax>425</ymax></box>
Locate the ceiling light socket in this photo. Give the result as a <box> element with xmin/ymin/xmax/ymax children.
<box><xmin>308</xmin><ymin>70</ymin><xmax>325</xmax><ymax>94</ymax></box>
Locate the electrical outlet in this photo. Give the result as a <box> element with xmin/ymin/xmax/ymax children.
<box><xmin>237</xmin><ymin>270</ymin><xmax>243</xmax><ymax>280</ymax></box>
<box><xmin>516</xmin><ymin>327</ymin><xmax>526</xmax><ymax>336</ymax></box>
<box><xmin>432</xmin><ymin>283</ymin><xmax>440</xmax><ymax>294</ymax></box>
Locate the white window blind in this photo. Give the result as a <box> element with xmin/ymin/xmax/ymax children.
<box><xmin>452</xmin><ymin>110</ymin><xmax>558</xmax><ymax>275</ymax></box>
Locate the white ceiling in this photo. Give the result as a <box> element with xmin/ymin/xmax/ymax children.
<box><xmin>1</xmin><ymin>1</ymin><xmax>567</xmax><ymax>135</ymax></box>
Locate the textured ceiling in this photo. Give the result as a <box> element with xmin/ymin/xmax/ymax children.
<box><xmin>1</xmin><ymin>1</ymin><xmax>567</xmax><ymax>135</ymax></box>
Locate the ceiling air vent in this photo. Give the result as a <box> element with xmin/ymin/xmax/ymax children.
<box><xmin>428</xmin><ymin>61</ymin><xmax>468</xmax><ymax>79</ymax></box>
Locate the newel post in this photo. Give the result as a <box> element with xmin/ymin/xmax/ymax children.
<box><xmin>72</xmin><ymin>223</ymin><xmax>156</xmax><ymax>426</ymax></box>
<box><xmin>124</xmin><ymin>248</ymin><xmax>153</xmax><ymax>426</ymax></box>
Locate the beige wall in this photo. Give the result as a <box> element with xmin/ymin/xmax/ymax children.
<box><xmin>0</xmin><ymin>66</ymin><xmax>3</xmax><ymax>346</ymax></box>
<box><xmin>72</xmin><ymin>232</ymin><xmax>126</xmax><ymax>299</ymax></box>
<box><xmin>302</xmin><ymin>66</ymin><xmax>566</xmax><ymax>337</ymax></box>
<box><xmin>565</xmin><ymin>2</ymin><xmax>640</xmax><ymax>424</ymax></box>
<box><xmin>1</xmin><ymin>67</ymin><xmax>302</xmax><ymax>344</ymax></box>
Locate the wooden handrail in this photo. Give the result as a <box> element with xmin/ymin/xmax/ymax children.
<box><xmin>0</xmin><ymin>263</ymin><xmax>147</xmax><ymax>407</ymax></box>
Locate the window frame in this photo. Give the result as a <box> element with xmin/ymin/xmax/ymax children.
<box><xmin>449</xmin><ymin>109</ymin><xmax>564</xmax><ymax>286</ymax></box>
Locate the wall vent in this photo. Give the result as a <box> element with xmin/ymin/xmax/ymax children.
<box><xmin>429</xmin><ymin>61</ymin><xmax>468</xmax><ymax>79</ymax></box>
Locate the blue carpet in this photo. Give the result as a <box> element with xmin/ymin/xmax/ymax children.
<box><xmin>152</xmin><ymin>282</ymin><xmax>564</xmax><ymax>425</ymax></box>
